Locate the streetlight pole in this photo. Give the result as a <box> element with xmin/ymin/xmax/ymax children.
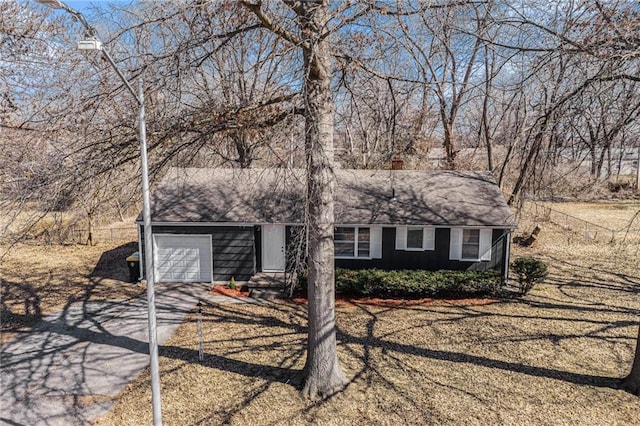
<box><xmin>636</xmin><ymin>145</ymin><xmax>639</xmax><ymax>192</ymax></box>
<box><xmin>34</xmin><ymin>1</ymin><xmax>163</xmax><ymax>424</ymax></box>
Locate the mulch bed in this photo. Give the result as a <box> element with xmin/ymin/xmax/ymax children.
<box><xmin>211</xmin><ymin>285</ymin><xmax>499</xmax><ymax>308</ymax></box>
<box><xmin>211</xmin><ymin>285</ymin><xmax>251</xmax><ymax>297</ymax></box>
<box><xmin>211</xmin><ymin>284</ymin><xmax>498</xmax><ymax>307</ymax></box>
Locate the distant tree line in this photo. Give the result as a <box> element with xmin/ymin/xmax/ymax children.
<box><xmin>2</xmin><ymin>1</ymin><xmax>639</xmax><ymax>222</ymax></box>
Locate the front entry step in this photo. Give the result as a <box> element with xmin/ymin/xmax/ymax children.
<box><xmin>248</xmin><ymin>272</ymin><xmax>288</xmax><ymax>298</ymax></box>
<box><xmin>248</xmin><ymin>272</ymin><xmax>286</xmax><ymax>289</ymax></box>
<box><xmin>249</xmin><ymin>288</ymin><xmax>286</xmax><ymax>299</ymax></box>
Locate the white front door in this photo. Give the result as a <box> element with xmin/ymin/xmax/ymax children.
<box><xmin>262</xmin><ymin>224</ymin><xmax>285</xmax><ymax>272</ymax></box>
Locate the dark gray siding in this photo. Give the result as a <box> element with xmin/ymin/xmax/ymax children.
<box><xmin>140</xmin><ymin>224</ymin><xmax>510</xmax><ymax>283</ymax></box>
<box><xmin>254</xmin><ymin>226</ymin><xmax>262</xmax><ymax>272</ymax></box>
<box><xmin>141</xmin><ymin>225</ymin><xmax>255</xmax><ymax>281</ymax></box>
<box><xmin>334</xmin><ymin>227</ymin><xmax>509</xmax><ymax>275</ymax></box>
<box><xmin>210</xmin><ymin>227</ymin><xmax>255</xmax><ymax>281</ymax></box>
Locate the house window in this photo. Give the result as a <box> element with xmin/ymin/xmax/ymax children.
<box><xmin>450</xmin><ymin>228</ymin><xmax>493</xmax><ymax>261</ymax></box>
<box><xmin>357</xmin><ymin>227</ymin><xmax>370</xmax><ymax>257</ymax></box>
<box><xmin>406</xmin><ymin>227</ymin><xmax>424</xmax><ymax>250</ymax></box>
<box><xmin>395</xmin><ymin>226</ymin><xmax>435</xmax><ymax>251</ymax></box>
<box><xmin>335</xmin><ymin>227</ymin><xmax>355</xmax><ymax>257</ymax></box>
<box><xmin>461</xmin><ymin>229</ymin><xmax>480</xmax><ymax>259</ymax></box>
<box><xmin>335</xmin><ymin>227</ymin><xmax>370</xmax><ymax>258</ymax></box>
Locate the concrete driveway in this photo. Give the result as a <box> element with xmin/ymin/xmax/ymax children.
<box><xmin>0</xmin><ymin>282</ymin><xmax>229</xmax><ymax>425</ymax></box>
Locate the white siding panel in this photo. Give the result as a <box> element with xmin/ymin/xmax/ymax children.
<box><xmin>449</xmin><ymin>228</ymin><xmax>462</xmax><ymax>260</ymax></box>
<box><xmin>479</xmin><ymin>229</ymin><xmax>493</xmax><ymax>261</ymax></box>
<box><xmin>424</xmin><ymin>228</ymin><xmax>435</xmax><ymax>251</ymax></box>
<box><xmin>395</xmin><ymin>226</ymin><xmax>407</xmax><ymax>250</ymax></box>
<box><xmin>370</xmin><ymin>226</ymin><xmax>383</xmax><ymax>258</ymax></box>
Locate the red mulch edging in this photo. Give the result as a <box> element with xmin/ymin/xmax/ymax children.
<box><xmin>211</xmin><ymin>285</ymin><xmax>250</xmax><ymax>297</ymax></box>
<box><xmin>211</xmin><ymin>285</ymin><xmax>498</xmax><ymax>307</ymax></box>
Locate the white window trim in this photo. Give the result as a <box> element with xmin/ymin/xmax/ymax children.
<box><xmin>405</xmin><ymin>227</ymin><xmax>425</xmax><ymax>251</ymax></box>
<box><xmin>335</xmin><ymin>226</ymin><xmax>372</xmax><ymax>260</ymax></box>
<box><xmin>460</xmin><ymin>229</ymin><xmax>481</xmax><ymax>261</ymax></box>
<box><xmin>450</xmin><ymin>228</ymin><xmax>492</xmax><ymax>262</ymax></box>
<box><xmin>369</xmin><ymin>226</ymin><xmax>383</xmax><ymax>259</ymax></box>
<box><xmin>396</xmin><ymin>226</ymin><xmax>435</xmax><ymax>251</ymax></box>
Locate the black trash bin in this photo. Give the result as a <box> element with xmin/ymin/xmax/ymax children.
<box><xmin>126</xmin><ymin>251</ymin><xmax>140</xmax><ymax>283</ymax></box>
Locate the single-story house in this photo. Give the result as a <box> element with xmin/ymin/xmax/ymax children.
<box><xmin>136</xmin><ymin>167</ymin><xmax>517</xmax><ymax>283</ymax></box>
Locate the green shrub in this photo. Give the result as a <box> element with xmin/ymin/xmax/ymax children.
<box><xmin>511</xmin><ymin>257</ymin><xmax>548</xmax><ymax>294</ymax></box>
<box><xmin>295</xmin><ymin>268</ymin><xmax>501</xmax><ymax>298</ymax></box>
<box><xmin>333</xmin><ymin>268</ymin><xmax>501</xmax><ymax>298</ymax></box>
<box><xmin>229</xmin><ymin>276</ymin><xmax>236</xmax><ymax>290</ymax></box>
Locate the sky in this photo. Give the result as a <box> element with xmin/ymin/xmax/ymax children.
<box><xmin>64</xmin><ymin>0</ymin><xmax>131</xmax><ymax>11</ymax></box>
<box><xmin>63</xmin><ymin>0</ymin><xmax>130</xmax><ymax>8</ymax></box>
<box><xmin>30</xmin><ymin>0</ymin><xmax>134</xmax><ymax>17</ymax></box>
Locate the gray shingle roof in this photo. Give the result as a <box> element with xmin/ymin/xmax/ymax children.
<box><xmin>145</xmin><ymin>167</ymin><xmax>516</xmax><ymax>228</ymax></box>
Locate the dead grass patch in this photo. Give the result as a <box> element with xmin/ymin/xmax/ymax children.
<box><xmin>542</xmin><ymin>201</ymin><xmax>640</xmax><ymax>231</ymax></box>
<box><xmin>95</xmin><ymin>289</ymin><xmax>640</xmax><ymax>425</ymax></box>
<box><xmin>0</xmin><ymin>241</ymin><xmax>144</xmax><ymax>344</ymax></box>
<box><xmin>95</xmin><ymin>206</ymin><xmax>640</xmax><ymax>425</ymax></box>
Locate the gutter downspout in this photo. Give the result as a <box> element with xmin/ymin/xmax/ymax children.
<box><xmin>504</xmin><ymin>230</ymin><xmax>511</xmax><ymax>284</ymax></box>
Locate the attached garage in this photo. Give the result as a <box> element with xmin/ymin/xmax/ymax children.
<box><xmin>153</xmin><ymin>234</ymin><xmax>212</xmax><ymax>282</ymax></box>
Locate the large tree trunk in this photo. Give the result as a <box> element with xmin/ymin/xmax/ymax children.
<box><xmin>507</xmin><ymin>114</ymin><xmax>550</xmax><ymax>206</ymax></box>
<box><xmin>299</xmin><ymin>0</ymin><xmax>347</xmax><ymax>399</ymax></box>
<box><xmin>621</xmin><ymin>326</ymin><xmax>640</xmax><ymax>396</ymax></box>
<box><xmin>442</xmin><ymin>118</ymin><xmax>457</xmax><ymax>170</ymax></box>
<box><xmin>481</xmin><ymin>44</ymin><xmax>494</xmax><ymax>172</ymax></box>
<box><xmin>86</xmin><ymin>212</ymin><xmax>94</xmax><ymax>246</ymax></box>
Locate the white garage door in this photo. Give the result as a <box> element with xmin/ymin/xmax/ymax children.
<box><xmin>154</xmin><ymin>234</ymin><xmax>212</xmax><ymax>282</ymax></box>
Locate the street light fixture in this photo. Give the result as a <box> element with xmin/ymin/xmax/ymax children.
<box><xmin>34</xmin><ymin>1</ymin><xmax>163</xmax><ymax>425</ymax></box>
<box><xmin>76</xmin><ymin>39</ymin><xmax>103</xmax><ymax>51</ymax></box>
<box><xmin>34</xmin><ymin>0</ymin><xmax>64</xmax><ymax>8</ymax></box>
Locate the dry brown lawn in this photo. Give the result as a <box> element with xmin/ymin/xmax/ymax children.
<box><xmin>2</xmin><ymin>203</ymin><xmax>638</xmax><ymax>424</ymax></box>
<box><xmin>94</xmin><ymin>206</ymin><xmax>640</xmax><ymax>426</ymax></box>
<box><xmin>0</xmin><ymin>241</ymin><xmax>144</xmax><ymax>344</ymax></box>
<box><xmin>538</xmin><ymin>200</ymin><xmax>640</xmax><ymax>232</ymax></box>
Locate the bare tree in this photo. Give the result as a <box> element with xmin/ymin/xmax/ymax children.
<box><xmin>13</xmin><ymin>0</ymin><xmax>640</xmax><ymax>397</ymax></box>
<box><xmin>623</xmin><ymin>328</ymin><xmax>640</xmax><ymax>395</ymax></box>
<box><xmin>566</xmin><ymin>78</ymin><xmax>640</xmax><ymax>180</ymax></box>
<box><xmin>0</xmin><ymin>2</ymin><xmax>93</xmax><ymax>245</ymax></box>
<box><xmin>335</xmin><ymin>72</ymin><xmax>434</xmax><ymax>168</ymax></box>
<box><xmin>397</xmin><ymin>2</ymin><xmax>491</xmax><ymax>169</ymax></box>
<box><xmin>500</xmin><ymin>0</ymin><xmax>640</xmax><ymax>392</ymax></box>
<box><xmin>237</xmin><ymin>0</ymin><xmax>347</xmax><ymax>397</ymax></box>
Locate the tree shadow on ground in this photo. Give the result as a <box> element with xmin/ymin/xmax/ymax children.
<box><xmin>151</xmin><ymin>289</ymin><xmax>636</xmax><ymax>426</ymax></box>
<box><xmin>89</xmin><ymin>241</ymin><xmax>138</xmax><ymax>282</ymax></box>
<box><xmin>174</xmin><ymin>293</ymin><xmax>636</xmax><ymax>421</ymax></box>
<box><xmin>0</xmin><ymin>280</ymin><xmax>43</xmax><ymax>333</ymax></box>
<box><xmin>1</xmin><ymin>241</ymin><xmax>141</xmax><ymax>342</ymax></box>
<box><xmin>543</xmin><ymin>254</ymin><xmax>640</xmax><ymax>294</ymax></box>
<box><xmin>0</xmin><ymin>282</ymin><xmax>205</xmax><ymax>425</ymax></box>
<box><xmin>356</xmin><ymin>304</ymin><xmax>618</xmax><ymax>384</ymax></box>
<box><xmin>3</xmin><ymin>262</ymin><xmax>638</xmax><ymax>425</ymax></box>
<box><xmin>2</xmin><ymin>283</ymin><xmax>635</xmax><ymax>426</ymax></box>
